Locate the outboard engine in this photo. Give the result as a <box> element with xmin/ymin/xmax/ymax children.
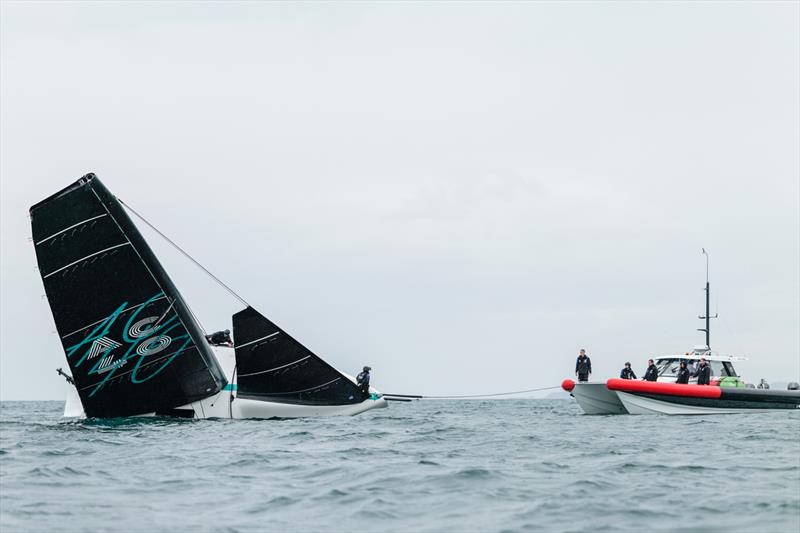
<box><xmin>787</xmin><ymin>382</ymin><xmax>799</xmax><ymax>391</ymax></box>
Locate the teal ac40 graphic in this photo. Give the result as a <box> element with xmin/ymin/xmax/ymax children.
<box><xmin>65</xmin><ymin>293</ymin><xmax>194</xmax><ymax>397</ymax></box>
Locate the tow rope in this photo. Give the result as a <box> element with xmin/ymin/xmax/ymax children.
<box><xmin>383</xmin><ymin>385</ymin><xmax>561</xmax><ymax>401</ymax></box>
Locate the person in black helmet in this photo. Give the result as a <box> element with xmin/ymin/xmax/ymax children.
<box><xmin>675</xmin><ymin>361</ymin><xmax>690</xmax><ymax>384</ymax></box>
<box><xmin>206</xmin><ymin>329</ymin><xmax>233</xmax><ymax>346</ymax></box>
<box><xmin>620</xmin><ymin>362</ymin><xmax>636</xmax><ymax>380</ymax></box>
<box><xmin>694</xmin><ymin>358</ymin><xmax>711</xmax><ymax>385</ymax></box>
<box><xmin>356</xmin><ymin>366</ymin><xmax>371</xmax><ymax>396</ymax></box>
<box><xmin>643</xmin><ymin>359</ymin><xmax>658</xmax><ymax>381</ymax></box>
<box><xmin>575</xmin><ymin>349</ymin><xmax>592</xmax><ymax>382</ymax></box>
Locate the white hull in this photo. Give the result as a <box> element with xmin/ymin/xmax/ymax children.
<box><xmin>63</xmin><ymin>346</ymin><xmax>387</xmax><ymax>419</ymax></box>
<box><xmin>570</xmin><ymin>382</ymin><xmax>628</xmax><ymax>415</ymax></box>
<box><xmin>616</xmin><ymin>391</ymin><xmax>772</xmax><ymax>415</ymax></box>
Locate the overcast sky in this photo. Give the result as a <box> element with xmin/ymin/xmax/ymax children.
<box><xmin>1</xmin><ymin>1</ymin><xmax>798</xmax><ymax>400</ymax></box>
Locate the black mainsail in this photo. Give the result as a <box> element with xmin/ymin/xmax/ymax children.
<box><xmin>233</xmin><ymin>307</ymin><xmax>364</xmax><ymax>405</ymax></box>
<box><xmin>30</xmin><ymin>174</ymin><xmax>227</xmax><ymax>417</ymax></box>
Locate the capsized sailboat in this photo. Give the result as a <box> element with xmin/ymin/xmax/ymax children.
<box><xmin>31</xmin><ymin>173</ymin><xmax>387</xmax><ymax>418</ymax></box>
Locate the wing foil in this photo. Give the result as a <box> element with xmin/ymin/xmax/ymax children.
<box><xmin>30</xmin><ymin>174</ymin><xmax>227</xmax><ymax>417</ymax></box>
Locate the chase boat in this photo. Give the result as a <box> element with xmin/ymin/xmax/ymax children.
<box><xmin>562</xmin><ymin>251</ymin><xmax>800</xmax><ymax>415</ymax></box>
<box><xmin>563</xmin><ymin>349</ymin><xmax>749</xmax><ymax>415</ymax></box>
<box><xmin>32</xmin><ymin>174</ymin><xmax>388</xmax><ymax>419</ymax></box>
<box><xmin>564</xmin><ymin>350</ymin><xmax>800</xmax><ymax>415</ymax></box>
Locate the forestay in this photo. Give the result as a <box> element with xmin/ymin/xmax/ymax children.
<box><xmin>233</xmin><ymin>307</ymin><xmax>364</xmax><ymax>405</ymax></box>
<box><xmin>30</xmin><ymin>174</ymin><xmax>227</xmax><ymax>417</ymax></box>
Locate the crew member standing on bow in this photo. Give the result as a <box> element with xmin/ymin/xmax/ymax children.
<box><xmin>694</xmin><ymin>358</ymin><xmax>711</xmax><ymax>385</ymax></box>
<box><xmin>620</xmin><ymin>362</ymin><xmax>636</xmax><ymax>380</ymax></box>
<box><xmin>575</xmin><ymin>349</ymin><xmax>592</xmax><ymax>382</ymax></box>
<box><xmin>643</xmin><ymin>359</ymin><xmax>659</xmax><ymax>381</ymax></box>
<box><xmin>356</xmin><ymin>366</ymin><xmax>372</xmax><ymax>396</ymax></box>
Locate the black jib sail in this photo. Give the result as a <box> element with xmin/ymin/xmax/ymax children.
<box><xmin>30</xmin><ymin>174</ymin><xmax>227</xmax><ymax>417</ymax></box>
<box><xmin>233</xmin><ymin>307</ymin><xmax>364</xmax><ymax>405</ymax></box>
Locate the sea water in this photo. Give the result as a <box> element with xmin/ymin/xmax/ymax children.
<box><xmin>1</xmin><ymin>400</ymin><xmax>798</xmax><ymax>532</ymax></box>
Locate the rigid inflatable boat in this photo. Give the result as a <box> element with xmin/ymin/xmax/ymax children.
<box><xmin>607</xmin><ymin>379</ymin><xmax>800</xmax><ymax>415</ymax></box>
<box><xmin>561</xmin><ymin>250</ymin><xmax>795</xmax><ymax>416</ymax></box>
<box><xmin>561</xmin><ymin>351</ymin><xmax>748</xmax><ymax>415</ymax></box>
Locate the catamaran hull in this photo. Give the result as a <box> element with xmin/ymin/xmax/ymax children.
<box><xmin>63</xmin><ymin>347</ymin><xmax>388</xmax><ymax>419</ymax></box>
<box><xmin>198</xmin><ymin>395</ymin><xmax>386</xmax><ymax>419</ymax></box>
<box><xmin>63</xmin><ymin>384</ymin><xmax>387</xmax><ymax>419</ymax></box>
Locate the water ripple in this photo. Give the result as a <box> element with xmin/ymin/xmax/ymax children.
<box><xmin>1</xmin><ymin>400</ymin><xmax>798</xmax><ymax>533</ymax></box>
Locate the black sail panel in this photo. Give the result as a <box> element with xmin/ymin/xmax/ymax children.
<box><xmin>30</xmin><ymin>174</ymin><xmax>227</xmax><ymax>417</ymax></box>
<box><xmin>233</xmin><ymin>307</ymin><xmax>364</xmax><ymax>405</ymax></box>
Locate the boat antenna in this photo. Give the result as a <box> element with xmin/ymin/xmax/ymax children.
<box><xmin>697</xmin><ymin>248</ymin><xmax>718</xmax><ymax>349</ymax></box>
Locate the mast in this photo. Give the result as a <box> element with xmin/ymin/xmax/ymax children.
<box><xmin>697</xmin><ymin>248</ymin><xmax>717</xmax><ymax>349</ymax></box>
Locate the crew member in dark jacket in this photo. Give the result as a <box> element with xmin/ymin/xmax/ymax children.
<box><xmin>643</xmin><ymin>359</ymin><xmax>658</xmax><ymax>381</ymax></box>
<box><xmin>356</xmin><ymin>366</ymin><xmax>372</xmax><ymax>396</ymax></box>
<box><xmin>620</xmin><ymin>362</ymin><xmax>636</xmax><ymax>380</ymax></box>
<box><xmin>575</xmin><ymin>349</ymin><xmax>592</xmax><ymax>382</ymax></box>
<box><xmin>206</xmin><ymin>329</ymin><xmax>233</xmax><ymax>346</ymax></box>
<box><xmin>675</xmin><ymin>361</ymin><xmax>690</xmax><ymax>384</ymax></box>
<box><xmin>694</xmin><ymin>358</ymin><xmax>711</xmax><ymax>385</ymax></box>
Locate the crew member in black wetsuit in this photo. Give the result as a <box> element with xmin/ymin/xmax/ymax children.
<box><xmin>675</xmin><ymin>361</ymin><xmax>690</xmax><ymax>384</ymax></box>
<box><xmin>356</xmin><ymin>366</ymin><xmax>371</xmax><ymax>396</ymax></box>
<box><xmin>575</xmin><ymin>349</ymin><xmax>592</xmax><ymax>382</ymax></box>
<box><xmin>643</xmin><ymin>359</ymin><xmax>658</xmax><ymax>381</ymax></box>
<box><xmin>206</xmin><ymin>329</ymin><xmax>233</xmax><ymax>346</ymax></box>
<box><xmin>620</xmin><ymin>362</ymin><xmax>636</xmax><ymax>380</ymax></box>
<box><xmin>694</xmin><ymin>358</ymin><xmax>711</xmax><ymax>385</ymax></box>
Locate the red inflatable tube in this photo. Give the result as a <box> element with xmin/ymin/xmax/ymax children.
<box><xmin>607</xmin><ymin>378</ymin><xmax>722</xmax><ymax>399</ymax></box>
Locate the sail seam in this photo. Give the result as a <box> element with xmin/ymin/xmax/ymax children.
<box><xmin>35</xmin><ymin>214</ymin><xmax>108</xmax><ymax>245</ymax></box>
<box><xmin>43</xmin><ymin>242</ymin><xmax>130</xmax><ymax>278</ymax></box>
<box><xmin>238</xmin><ymin>355</ymin><xmax>310</xmax><ymax>377</ymax></box>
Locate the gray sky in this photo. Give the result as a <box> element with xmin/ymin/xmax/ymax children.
<box><xmin>1</xmin><ymin>1</ymin><xmax>798</xmax><ymax>400</ymax></box>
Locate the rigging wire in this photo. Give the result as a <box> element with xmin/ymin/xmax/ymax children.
<box><xmin>118</xmin><ymin>198</ymin><xmax>250</xmax><ymax>309</ymax></box>
<box><xmin>384</xmin><ymin>385</ymin><xmax>561</xmax><ymax>400</ymax></box>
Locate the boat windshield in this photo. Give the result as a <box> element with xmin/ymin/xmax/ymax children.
<box><xmin>656</xmin><ymin>359</ymin><xmax>681</xmax><ymax>377</ymax></box>
<box><xmin>656</xmin><ymin>358</ymin><xmax>735</xmax><ymax>377</ymax></box>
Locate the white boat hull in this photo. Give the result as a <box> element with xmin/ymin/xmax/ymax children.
<box><xmin>62</xmin><ymin>346</ymin><xmax>388</xmax><ymax>419</ymax></box>
<box><xmin>616</xmin><ymin>391</ymin><xmax>773</xmax><ymax>415</ymax></box>
<box><xmin>570</xmin><ymin>382</ymin><xmax>628</xmax><ymax>415</ymax></box>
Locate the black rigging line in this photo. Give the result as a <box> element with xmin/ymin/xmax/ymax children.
<box><xmin>118</xmin><ymin>198</ymin><xmax>250</xmax><ymax>309</ymax></box>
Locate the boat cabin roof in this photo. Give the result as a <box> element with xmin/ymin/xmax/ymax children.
<box><xmin>654</xmin><ymin>353</ymin><xmax>746</xmax><ymax>363</ymax></box>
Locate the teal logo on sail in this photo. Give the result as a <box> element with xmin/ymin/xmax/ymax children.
<box><xmin>65</xmin><ymin>292</ymin><xmax>194</xmax><ymax>397</ymax></box>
